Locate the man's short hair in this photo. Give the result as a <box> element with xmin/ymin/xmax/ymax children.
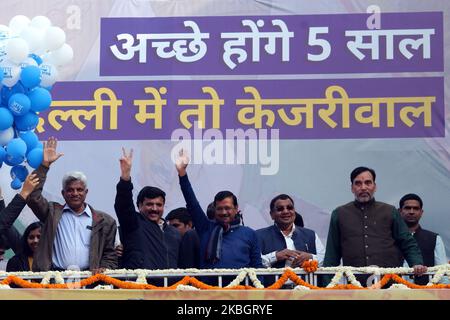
<box><xmin>350</xmin><ymin>166</ymin><xmax>376</xmax><ymax>183</ymax></box>
<box><xmin>206</xmin><ymin>202</ymin><xmax>215</xmax><ymax>219</ymax></box>
<box><xmin>269</xmin><ymin>194</ymin><xmax>294</xmax><ymax>212</ymax></box>
<box><xmin>137</xmin><ymin>186</ymin><xmax>166</xmax><ymax>206</ymax></box>
<box><xmin>166</xmin><ymin>207</ymin><xmax>192</xmax><ymax>224</ymax></box>
<box><xmin>62</xmin><ymin>171</ymin><xmax>88</xmax><ymax>190</ymax></box>
<box><xmin>399</xmin><ymin>193</ymin><xmax>423</xmax><ymax>209</ymax></box>
<box><xmin>214</xmin><ymin>191</ymin><xmax>238</xmax><ymax>207</ymax></box>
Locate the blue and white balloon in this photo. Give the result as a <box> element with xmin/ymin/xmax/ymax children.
<box><xmin>8</xmin><ymin>93</ymin><xmax>31</xmax><ymax>116</ymax></box>
<box><xmin>20</xmin><ymin>65</ymin><xmax>41</xmax><ymax>88</ymax></box>
<box><xmin>28</xmin><ymin>87</ymin><xmax>51</xmax><ymax>112</ymax></box>
<box><xmin>19</xmin><ymin>130</ymin><xmax>38</xmax><ymax>151</ymax></box>
<box><xmin>26</xmin><ymin>146</ymin><xmax>43</xmax><ymax>168</ymax></box>
<box><xmin>10</xmin><ymin>164</ymin><xmax>28</xmax><ymax>182</ymax></box>
<box><xmin>0</xmin><ymin>59</ymin><xmax>21</xmax><ymax>87</ymax></box>
<box><xmin>10</xmin><ymin>177</ymin><xmax>22</xmax><ymax>190</ymax></box>
<box><xmin>0</xmin><ymin>126</ymin><xmax>14</xmax><ymax>146</ymax></box>
<box><xmin>0</xmin><ymin>107</ymin><xmax>14</xmax><ymax>130</ymax></box>
<box><xmin>6</xmin><ymin>38</ymin><xmax>30</xmax><ymax>64</ymax></box>
<box><xmin>6</xmin><ymin>138</ymin><xmax>27</xmax><ymax>158</ymax></box>
<box><xmin>14</xmin><ymin>111</ymin><xmax>39</xmax><ymax>131</ymax></box>
<box><xmin>39</xmin><ymin>62</ymin><xmax>58</xmax><ymax>87</ymax></box>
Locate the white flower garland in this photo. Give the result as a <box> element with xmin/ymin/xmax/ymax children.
<box><xmin>135</xmin><ymin>270</ymin><xmax>148</xmax><ymax>284</ymax></box>
<box><xmin>387</xmin><ymin>284</ymin><xmax>410</xmax><ymax>290</ymax></box>
<box><xmin>1</xmin><ymin>264</ymin><xmax>449</xmax><ymax>288</ymax></box>
<box><xmin>326</xmin><ymin>271</ymin><xmax>343</xmax><ymax>288</ymax></box>
<box><xmin>176</xmin><ymin>284</ymin><xmax>200</xmax><ymax>291</ymax></box>
<box><xmin>293</xmin><ymin>285</ymin><xmax>310</xmax><ymax>291</ymax></box>
<box><xmin>93</xmin><ymin>284</ymin><xmax>114</xmax><ymax>290</ymax></box>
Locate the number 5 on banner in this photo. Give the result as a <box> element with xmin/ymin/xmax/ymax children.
<box><xmin>307</xmin><ymin>27</ymin><xmax>331</xmax><ymax>61</ymax></box>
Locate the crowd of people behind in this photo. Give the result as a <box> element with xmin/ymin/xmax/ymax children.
<box><xmin>0</xmin><ymin>137</ymin><xmax>447</xmax><ymax>287</ymax></box>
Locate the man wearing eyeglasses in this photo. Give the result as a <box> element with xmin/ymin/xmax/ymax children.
<box><xmin>175</xmin><ymin>150</ymin><xmax>263</xmax><ymax>273</ymax></box>
<box><xmin>256</xmin><ymin>194</ymin><xmax>324</xmax><ymax>269</ymax></box>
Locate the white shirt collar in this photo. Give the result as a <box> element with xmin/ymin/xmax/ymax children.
<box><xmin>63</xmin><ymin>203</ymin><xmax>92</xmax><ymax>217</ymax></box>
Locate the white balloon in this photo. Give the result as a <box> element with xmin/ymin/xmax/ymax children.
<box><xmin>43</xmin><ymin>26</ymin><xmax>66</xmax><ymax>51</ymax></box>
<box><xmin>6</xmin><ymin>38</ymin><xmax>29</xmax><ymax>64</ymax></box>
<box><xmin>20</xmin><ymin>26</ymin><xmax>44</xmax><ymax>53</ymax></box>
<box><xmin>48</xmin><ymin>43</ymin><xmax>73</xmax><ymax>66</ymax></box>
<box><xmin>19</xmin><ymin>56</ymin><xmax>38</xmax><ymax>68</ymax></box>
<box><xmin>0</xmin><ymin>25</ymin><xmax>11</xmax><ymax>40</ymax></box>
<box><xmin>9</xmin><ymin>15</ymin><xmax>30</xmax><ymax>36</ymax></box>
<box><xmin>0</xmin><ymin>60</ymin><xmax>21</xmax><ymax>87</ymax></box>
<box><xmin>0</xmin><ymin>43</ymin><xmax>7</xmax><ymax>64</ymax></box>
<box><xmin>0</xmin><ymin>127</ymin><xmax>14</xmax><ymax>146</ymax></box>
<box><xmin>39</xmin><ymin>62</ymin><xmax>58</xmax><ymax>87</ymax></box>
<box><xmin>30</xmin><ymin>16</ymin><xmax>52</xmax><ymax>30</ymax></box>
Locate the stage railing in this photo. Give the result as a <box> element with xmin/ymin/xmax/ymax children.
<box><xmin>0</xmin><ymin>265</ymin><xmax>449</xmax><ymax>289</ymax></box>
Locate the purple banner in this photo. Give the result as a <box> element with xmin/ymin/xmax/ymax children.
<box><xmin>37</xmin><ymin>77</ymin><xmax>444</xmax><ymax>140</ymax></box>
<box><xmin>100</xmin><ymin>12</ymin><xmax>443</xmax><ymax>76</ymax></box>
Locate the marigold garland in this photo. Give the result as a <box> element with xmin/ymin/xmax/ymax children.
<box><xmin>2</xmin><ymin>267</ymin><xmax>450</xmax><ymax>290</ymax></box>
<box><xmin>301</xmin><ymin>260</ymin><xmax>318</xmax><ymax>273</ymax></box>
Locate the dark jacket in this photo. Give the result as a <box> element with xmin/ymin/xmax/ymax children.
<box><xmin>256</xmin><ymin>224</ymin><xmax>317</xmax><ymax>268</ymax></box>
<box><xmin>179</xmin><ymin>174</ymin><xmax>263</xmax><ymax>269</ymax></box>
<box><xmin>178</xmin><ymin>229</ymin><xmax>201</xmax><ymax>269</ymax></box>
<box><xmin>114</xmin><ymin>178</ymin><xmax>181</xmax><ymax>269</ymax></box>
<box><xmin>27</xmin><ymin>165</ymin><xmax>118</xmax><ymax>271</ymax></box>
<box><xmin>6</xmin><ymin>253</ymin><xmax>30</xmax><ymax>272</ymax></box>
<box><xmin>0</xmin><ymin>195</ymin><xmax>25</xmax><ymax>254</ymax></box>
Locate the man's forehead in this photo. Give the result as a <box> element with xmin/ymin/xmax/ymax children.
<box><xmin>64</xmin><ymin>180</ymin><xmax>86</xmax><ymax>189</ymax></box>
<box><xmin>403</xmin><ymin>199</ymin><xmax>421</xmax><ymax>207</ymax></box>
<box><xmin>354</xmin><ymin>171</ymin><xmax>374</xmax><ymax>181</ymax></box>
<box><xmin>215</xmin><ymin>197</ymin><xmax>234</xmax><ymax>206</ymax></box>
<box><xmin>143</xmin><ymin>196</ymin><xmax>164</xmax><ymax>203</ymax></box>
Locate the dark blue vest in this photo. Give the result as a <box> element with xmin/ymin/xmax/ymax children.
<box><xmin>256</xmin><ymin>224</ymin><xmax>316</xmax><ymax>268</ymax></box>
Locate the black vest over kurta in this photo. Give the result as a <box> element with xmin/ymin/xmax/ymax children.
<box><xmin>413</xmin><ymin>227</ymin><xmax>437</xmax><ymax>267</ymax></box>
<box><xmin>337</xmin><ymin>200</ymin><xmax>403</xmax><ymax>267</ymax></box>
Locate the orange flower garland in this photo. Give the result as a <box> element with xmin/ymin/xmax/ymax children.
<box><xmin>1</xmin><ymin>269</ymin><xmax>450</xmax><ymax>290</ymax></box>
<box><xmin>301</xmin><ymin>260</ymin><xmax>318</xmax><ymax>273</ymax></box>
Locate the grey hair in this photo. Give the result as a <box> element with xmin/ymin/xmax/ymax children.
<box><xmin>62</xmin><ymin>171</ymin><xmax>88</xmax><ymax>190</ymax></box>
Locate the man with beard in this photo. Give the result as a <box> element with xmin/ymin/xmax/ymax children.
<box><xmin>323</xmin><ymin>167</ymin><xmax>426</xmax><ymax>285</ymax></box>
<box><xmin>399</xmin><ymin>193</ymin><xmax>448</xmax><ymax>284</ymax></box>
<box><xmin>175</xmin><ymin>150</ymin><xmax>263</xmax><ymax>274</ymax></box>
<box><xmin>114</xmin><ymin>148</ymin><xmax>181</xmax><ymax>270</ymax></box>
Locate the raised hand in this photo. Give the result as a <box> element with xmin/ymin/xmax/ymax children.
<box><xmin>175</xmin><ymin>149</ymin><xmax>189</xmax><ymax>177</ymax></box>
<box><xmin>119</xmin><ymin>147</ymin><xmax>133</xmax><ymax>181</ymax></box>
<box><xmin>42</xmin><ymin>137</ymin><xmax>64</xmax><ymax>167</ymax></box>
<box><xmin>19</xmin><ymin>173</ymin><xmax>40</xmax><ymax>200</ymax></box>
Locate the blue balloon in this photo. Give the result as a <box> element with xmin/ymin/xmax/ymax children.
<box><xmin>0</xmin><ymin>69</ymin><xmax>3</xmax><ymax>83</ymax></box>
<box><xmin>29</xmin><ymin>54</ymin><xmax>43</xmax><ymax>66</ymax></box>
<box><xmin>27</xmin><ymin>87</ymin><xmax>52</xmax><ymax>112</ymax></box>
<box><xmin>4</xmin><ymin>154</ymin><xmax>24</xmax><ymax>166</ymax></box>
<box><xmin>19</xmin><ymin>130</ymin><xmax>39</xmax><ymax>151</ymax></box>
<box><xmin>20</xmin><ymin>65</ymin><xmax>41</xmax><ymax>89</ymax></box>
<box><xmin>0</xmin><ymin>107</ymin><xmax>14</xmax><ymax>130</ymax></box>
<box><xmin>11</xmin><ymin>178</ymin><xmax>22</xmax><ymax>190</ymax></box>
<box><xmin>8</xmin><ymin>93</ymin><xmax>31</xmax><ymax>116</ymax></box>
<box><xmin>14</xmin><ymin>112</ymin><xmax>39</xmax><ymax>131</ymax></box>
<box><xmin>10</xmin><ymin>165</ymin><xmax>28</xmax><ymax>182</ymax></box>
<box><xmin>6</xmin><ymin>138</ymin><xmax>27</xmax><ymax>158</ymax></box>
<box><xmin>26</xmin><ymin>147</ymin><xmax>43</xmax><ymax>168</ymax></box>
<box><xmin>1</xmin><ymin>82</ymin><xmax>26</xmax><ymax>106</ymax></box>
<box><xmin>0</xmin><ymin>146</ymin><xmax>5</xmax><ymax>162</ymax></box>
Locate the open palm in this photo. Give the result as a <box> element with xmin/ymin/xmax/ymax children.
<box><xmin>43</xmin><ymin>137</ymin><xmax>63</xmax><ymax>166</ymax></box>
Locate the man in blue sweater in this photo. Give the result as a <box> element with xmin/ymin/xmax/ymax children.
<box><xmin>175</xmin><ymin>150</ymin><xmax>263</xmax><ymax>274</ymax></box>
